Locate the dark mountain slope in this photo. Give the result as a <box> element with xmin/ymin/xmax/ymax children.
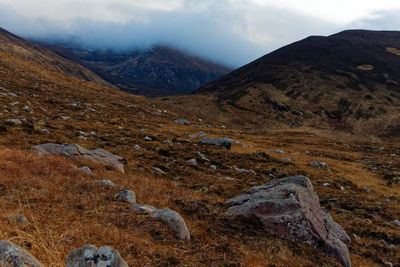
<box><xmin>44</xmin><ymin>45</ymin><xmax>231</xmax><ymax>97</ymax></box>
<box><xmin>0</xmin><ymin>28</ymin><xmax>112</xmax><ymax>87</ymax></box>
<box><xmin>167</xmin><ymin>30</ymin><xmax>400</xmax><ymax>136</ymax></box>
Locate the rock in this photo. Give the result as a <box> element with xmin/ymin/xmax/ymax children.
<box><xmin>22</xmin><ymin>106</ymin><xmax>31</xmax><ymax>112</ymax></box>
<box><xmin>131</xmin><ymin>204</ymin><xmax>157</xmax><ymax>214</ymax></box>
<box><xmin>153</xmin><ymin>167</ymin><xmax>166</xmax><ymax>175</ymax></box>
<box><xmin>60</xmin><ymin>116</ymin><xmax>70</xmax><ymax>120</ymax></box>
<box><xmin>65</xmin><ymin>245</ymin><xmax>128</xmax><ymax>267</ymax></box>
<box><xmin>392</xmin><ymin>220</ymin><xmax>400</xmax><ymax>226</ymax></box>
<box><xmin>389</xmin><ymin>244</ymin><xmax>396</xmax><ymax>249</ymax></box>
<box><xmin>268</xmin><ymin>149</ymin><xmax>284</xmax><ymax>154</ymax></box>
<box><xmin>79</xmin><ymin>166</ymin><xmax>94</xmax><ymax>176</ymax></box>
<box><xmin>133</xmin><ymin>144</ymin><xmax>141</xmax><ymax>150</ymax></box>
<box><xmin>31</xmin><ymin>143</ymin><xmax>126</xmax><ymax>173</ymax></box>
<box><xmin>210</xmin><ymin>165</ymin><xmax>217</xmax><ymax>170</ymax></box>
<box><xmin>174</xmin><ymin>119</ymin><xmax>190</xmax><ymax>125</ymax></box>
<box><xmin>322</xmin><ymin>183</ymin><xmax>330</xmax><ymax>187</ymax></box>
<box><xmin>114</xmin><ymin>190</ymin><xmax>136</xmax><ymax>204</ymax></box>
<box><xmin>307</xmin><ymin>161</ymin><xmax>328</xmax><ymax>168</ymax></box>
<box><xmin>144</xmin><ymin>136</ymin><xmax>152</xmax><ymax>141</ymax></box>
<box><xmin>226</xmin><ymin>176</ymin><xmax>351</xmax><ymax>267</ymax></box>
<box><xmin>340</xmin><ymin>186</ymin><xmax>345</xmax><ymax>191</ymax></box>
<box><xmin>363</xmin><ymin>187</ymin><xmax>371</xmax><ymax>193</ymax></box>
<box><xmin>233</xmin><ymin>165</ymin><xmax>255</xmax><ymax>174</ymax></box>
<box><xmin>40</xmin><ymin>129</ymin><xmax>50</xmax><ymax>135</ymax></box>
<box><xmin>285</xmin><ymin>157</ymin><xmax>291</xmax><ymax>162</ymax></box>
<box><xmin>151</xmin><ymin>208</ymin><xmax>190</xmax><ymax>241</ymax></box>
<box><xmin>8</xmin><ymin>214</ymin><xmax>28</xmax><ymax>224</ymax></box>
<box><xmin>96</xmin><ymin>180</ymin><xmax>115</xmax><ymax>186</ymax></box>
<box><xmin>5</xmin><ymin>119</ymin><xmax>22</xmax><ymax>125</ymax></box>
<box><xmin>186</xmin><ymin>159</ymin><xmax>198</xmax><ymax>167</ymax></box>
<box><xmin>385</xmin><ymin>262</ymin><xmax>393</xmax><ymax>267</ymax></box>
<box><xmin>189</xmin><ymin>131</ymin><xmax>205</xmax><ymax>138</ymax></box>
<box><xmin>199</xmin><ymin>137</ymin><xmax>233</xmax><ymax>150</ymax></box>
<box><xmin>0</xmin><ymin>240</ymin><xmax>43</xmax><ymax>267</ymax></box>
<box><xmin>197</xmin><ymin>152</ymin><xmax>210</xmax><ymax>162</ymax></box>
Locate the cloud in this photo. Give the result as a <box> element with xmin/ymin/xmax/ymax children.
<box><xmin>0</xmin><ymin>1</ymin><xmax>399</xmax><ymax>67</ymax></box>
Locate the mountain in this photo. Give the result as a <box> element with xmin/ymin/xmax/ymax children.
<box><xmin>165</xmin><ymin>30</ymin><xmax>400</xmax><ymax>136</ymax></box>
<box><xmin>0</xmin><ymin>28</ymin><xmax>113</xmax><ymax>87</ymax></box>
<box><xmin>0</xmin><ymin>27</ymin><xmax>399</xmax><ymax>266</ymax></box>
<box><xmin>43</xmin><ymin>44</ymin><xmax>231</xmax><ymax>97</ymax></box>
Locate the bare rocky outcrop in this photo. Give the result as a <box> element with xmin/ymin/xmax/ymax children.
<box><xmin>226</xmin><ymin>176</ymin><xmax>351</xmax><ymax>267</ymax></box>
<box><xmin>31</xmin><ymin>143</ymin><xmax>126</xmax><ymax>173</ymax></box>
<box><xmin>0</xmin><ymin>240</ymin><xmax>43</xmax><ymax>267</ymax></box>
<box><xmin>66</xmin><ymin>245</ymin><xmax>128</xmax><ymax>267</ymax></box>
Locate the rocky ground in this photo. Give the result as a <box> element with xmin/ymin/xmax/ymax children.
<box><xmin>0</xmin><ymin>47</ymin><xmax>399</xmax><ymax>266</ymax></box>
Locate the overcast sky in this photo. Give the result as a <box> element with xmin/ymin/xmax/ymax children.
<box><xmin>0</xmin><ymin>0</ymin><xmax>399</xmax><ymax>67</ymax></box>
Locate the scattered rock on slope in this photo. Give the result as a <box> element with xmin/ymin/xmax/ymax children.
<box><xmin>0</xmin><ymin>240</ymin><xmax>44</xmax><ymax>267</ymax></box>
<box><xmin>307</xmin><ymin>161</ymin><xmax>328</xmax><ymax>168</ymax></box>
<box><xmin>31</xmin><ymin>143</ymin><xmax>126</xmax><ymax>173</ymax></box>
<box><xmin>114</xmin><ymin>190</ymin><xmax>136</xmax><ymax>204</ymax></box>
<box><xmin>226</xmin><ymin>176</ymin><xmax>351</xmax><ymax>267</ymax></box>
<box><xmin>152</xmin><ymin>208</ymin><xmax>191</xmax><ymax>241</ymax></box>
<box><xmin>199</xmin><ymin>137</ymin><xmax>233</xmax><ymax>150</ymax></box>
<box><xmin>66</xmin><ymin>245</ymin><xmax>128</xmax><ymax>267</ymax></box>
<box><xmin>174</xmin><ymin>119</ymin><xmax>190</xmax><ymax>125</ymax></box>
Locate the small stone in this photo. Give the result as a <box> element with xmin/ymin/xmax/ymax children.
<box><xmin>392</xmin><ymin>220</ymin><xmax>400</xmax><ymax>226</ymax></box>
<box><xmin>268</xmin><ymin>149</ymin><xmax>284</xmax><ymax>154</ymax></box>
<box><xmin>389</xmin><ymin>244</ymin><xmax>396</xmax><ymax>249</ymax></box>
<box><xmin>340</xmin><ymin>186</ymin><xmax>345</xmax><ymax>191</ymax></box>
<box><xmin>79</xmin><ymin>166</ymin><xmax>93</xmax><ymax>176</ymax></box>
<box><xmin>210</xmin><ymin>165</ymin><xmax>217</xmax><ymax>170</ymax></box>
<box><xmin>40</xmin><ymin>129</ymin><xmax>50</xmax><ymax>135</ymax></box>
<box><xmin>96</xmin><ymin>179</ymin><xmax>115</xmax><ymax>186</ymax></box>
<box><xmin>174</xmin><ymin>119</ymin><xmax>190</xmax><ymax>125</ymax></box>
<box><xmin>322</xmin><ymin>183</ymin><xmax>330</xmax><ymax>187</ymax></box>
<box><xmin>187</xmin><ymin>159</ymin><xmax>198</xmax><ymax>167</ymax></box>
<box><xmin>22</xmin><ymin>106</ymin><xmax>31</xmax><ymax>112</ymax></box>
<box><xmin>60</xmin><ymin>116</ymin><xmax>70</xmax><ymax>120</ymax></box>
<box><xmin>307</xmin><ymin>161</ymin><xmax>328</xmax><ymax>168</ymax></box>
<box><xmin>363</xmin><ymin>187</ymin><xmax>371</xmax><ymax>193</ymax></box>
<box><xmin>144</xmin><ymin>136</ymin><xmax>152</xmax><ymax>141</ymax></box>
<box><xmin>133</xmin><ymin>144</ymin><xmax>141</xmax><ymax>150</ymax></box>
<box><xmin>153</xmin><ymin>167</ymin><xmax>166</xmax><ymax>175</ymax></box>
<box><xmin>384</xmin><ymin>262</ymin><xmax>393</xmax><ymax>267</ymax></box>
<box><xmin>8</xmin><ymin>214</ymin><xmax>28</xmax><ymax>224</ymax></box>
<box><xmin>285</xmin><ymin>157</ymin><xmax>291</xmax><ymax>162</ymax></box>
<box><xmin>5</xmin><ymin>119</ymin><xmax>22</xmax><ymax>125</ymax></box>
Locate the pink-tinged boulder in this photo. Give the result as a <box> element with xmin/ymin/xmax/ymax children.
<box><xmin>226</xmin><ymin>176</ymin><xmax>351</xmax><ymax>267</ymax></box>
<box><xmin>0</xmin><ymin>240</ymin><xmax>44</xmax><ymax>267</ymax></box>
<box><xmin>31</xmin><ymin>143</ymin><xmax>126</xmax><ymax>173</ymax></box>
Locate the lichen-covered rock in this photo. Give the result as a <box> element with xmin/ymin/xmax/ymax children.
<box><xmin>66</xmin><ymin>245</ymin><xmax>128</xmax><ymax>267</ymax></box>
<box><xmin>226</xmin><ymin>176</ymin><xmax>351</xmax><ymax>267</ymax></box>
<box><xmin>152</xmin><ymin>208</ymin><xmax>190</xmax><ymax>241</ymax></box>
<box><xmin>31</xmin><ymin>143</ymin><xmax>126</xmax><ymax>173</ymax></box>
<box><xmin>96</xmin><ymin>180</ymin><xmax>115</xmax><ymax>186</ymax></box>
<box><xmin>79</xmin><ymin>166</ymin><xmax>94</xmax><ymax>176</ymax></box>
<box><xmin>0</xmin><ymin>240</ymin><xmax>43</xmax><ymax>267</ymax></box>
<box><xmin>199</xmin><ymin>137</ymin><xmax>233</xmax><ymax>150</ymax></box>
<box><xmin>114</xmin><ymin>190</ymin><xmax>136</xmax><ymax>204</ymax></box>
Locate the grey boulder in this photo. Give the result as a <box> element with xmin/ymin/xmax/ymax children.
<box><xmin>66</xmin><ymin>245</ymin><xmax>128</xmax><ymax>267</ymax></box>
<box><xmin>0</xmin><ymin>240</ymin><xmax>43</xmax><ymax>267</ymax></box>
<box><xmin>307</xmin><ymin>161</ymin><xmax>328</xmax><ymax>168</ymax></box>
<box><xmin>174</xmin><ymin>119</ymin><xmax>190</xmax><ymax>125</ymax></box>
<box><xmin>31</xmin><ymin>143</ymin><xmax>126</xmax><ymax>173</ymax></box>
<box><xmin>199</xmin><ymin>137</ymin><xmax>233</xmax><ymax>150</ymax></box>
<box><xmin>226</xmin><ymin>176</ymin><xmax>351</xmax><ymax>267</ymax></box>
<box><xmin>152</xmin><ymin>208</ymin><xmax>190</xmax><ymax>241</ymax></box>
<box><xmin>114</xmin><ymin>190</ymin><xmax>136</xmax><ymax>204</ymax></box>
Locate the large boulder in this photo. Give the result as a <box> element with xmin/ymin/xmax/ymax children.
<box><xmin>226</xmin><ymin>176</ymin><xmax>351</xmax><ymax>267</ymax></box>
<box><xmin>152</xmin><ymin>208</ymin><xmax>191</xmax><ymax>241</ymax></box>
<box><xmin>0</xmin><ymin>240</ymin><xmax>44</xmax><ymax>267</ymax></box>
<box><xmin>66</xmin><ymin>245</ymin><xmax>128</xmax><ymax>267</ymax></box>
<box><xmin>31</xmin><ymin>143</ymin><xmax>126</xmax><ymax>173</ymax></box>
<box><xmin>199</xmin><ymin>137</ymin><xmax>233</xmax><ymax>150</ymax></box>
